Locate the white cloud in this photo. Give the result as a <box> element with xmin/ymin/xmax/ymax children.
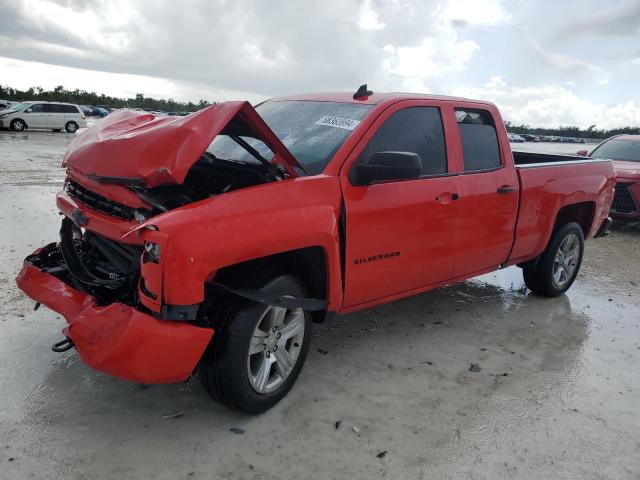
<box><xmin>523</xmin><ymin>31</ymin><xmax>605</xmax><ymax>77</ymax></box>
<box><xmin>439</xmin><ymin>0</ymin><xmax>511</xmax><ymax>26</ymax></box>
<box><xmin>359</xmin><ymin>0</ymin><xmax>386</xmax><ymax>31</ymax></box>
<box><xmin>454</xmin><ymin>76</ymin><xmax>640</xmax><ymax>129</ymax></box>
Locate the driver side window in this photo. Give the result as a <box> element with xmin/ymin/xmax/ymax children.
<box><xmin>354</xmin><ymin>107</ymin><xmax>447</xmax><ymax>177</ymax></box>
<box><xmin>29</xmin><ymin>104</ymin><xmax>44</xmax><ymax>113</ymax></box>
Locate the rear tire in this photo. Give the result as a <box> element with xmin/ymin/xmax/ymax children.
<box><xmin>199</xmin><ymin>271</ymin><xmax>312</xmax><ymax>414</ymax></box>
<box><xmin>10</xmin><ymin>119</ymin><xmax>25</xmax><ymax>131</ymax></box>
<box><xmin>65</xmin><ymin>121</ymin><xmax>79</xmax><ymax>133</ymax></box>
<box><xmin>523</xmin><ymin>222</ymin><xmax>584</xmax><ymax>297</ymax></box>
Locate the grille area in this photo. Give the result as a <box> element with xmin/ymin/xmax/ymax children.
<box><xmin>66</xmin><ymin>180</ymin><xmax>135</xmax><ymax>220</ymax></box>
<box><xmin>611</xmin><ymin>182</ymin><xmax>637</xmax><ymax>214</ymax></box>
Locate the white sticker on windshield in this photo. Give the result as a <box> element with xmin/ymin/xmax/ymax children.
<box><xmin>315</xmin><ymin>116</ymin><xmax>361</xmax><ymax>130</ymax></box>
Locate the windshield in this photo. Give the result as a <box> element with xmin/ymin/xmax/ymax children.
<box><xmin>8</xmin><ymin>102</ymin><xmax>32</xmax><ymax>112</ymax></box>
<box><xmin>207</xmin><ymin>100</ymin><xmax>373</xmax><ymax>175</ymax></box>
<box><xmin>590</xmin><ymin>138</ymin><xmax>640</xmax><ymax>162</ymax></box>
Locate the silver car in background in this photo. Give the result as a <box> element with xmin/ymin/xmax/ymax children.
<box><xmin>0</xmin><ymin>101</ymin><xmax>87</xmax><ymax>133</ymax></box>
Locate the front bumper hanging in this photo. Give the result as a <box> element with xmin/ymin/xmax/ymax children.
<box><xmin>16</xmin><ymin>245</ymin><xmax>214</xmax><ymax>384</ymax></box>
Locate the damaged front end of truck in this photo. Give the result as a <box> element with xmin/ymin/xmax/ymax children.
<box><xmin>15</xmin><ymin>101</ymin><xmax>304</xmax><ymax>383</ymax></box>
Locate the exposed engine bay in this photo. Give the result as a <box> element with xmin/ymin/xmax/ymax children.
<box><xmin>129</xmin><ymin>153</ymin><xmax>285</xmax><ymax>214</ymax></box>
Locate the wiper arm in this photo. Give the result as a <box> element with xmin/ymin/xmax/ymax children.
<box><xmin>229</xmin><ymin>134</ymin><xmax>272</xmax><ymax>169</ymax></box>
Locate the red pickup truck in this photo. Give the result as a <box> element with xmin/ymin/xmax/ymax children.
<box><xmin>16</xmin><ymin>88</ymin><xmax>615</xmax><ymax>413</ymax></box>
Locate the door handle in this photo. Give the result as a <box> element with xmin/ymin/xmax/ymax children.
<box><xmin>497</xmin><ymin>185</ymin><xmax>517</xmax><ymax>194</ymax></box>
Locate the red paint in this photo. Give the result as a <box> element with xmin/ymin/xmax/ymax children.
<box><xmin>586</xmin><ymin>134</ymin><xmax>640</xmax><ymax>219</ymax></box>
<box><xmin>16</xmin><ymin>258</ymin><xmax>213</xmax><ymax>383</ymax></box>
<box><xmin>63</xmin><ymin>102</ymin><xmax>303</xmax><ymax>185</ymax></box>
<box><xmin>17</xmin><ymin>92</ymin><xmax>616</xmax><ymax>385</ymax></box>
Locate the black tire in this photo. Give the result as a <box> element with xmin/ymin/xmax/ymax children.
<box><xmin>10</xmin><ymin>119</ymin><xmax>26</xmax><ymax>131</ymax></box>
<box><xmin>65</xmin><ymin>121</ymin><xmax>79</xmax><ymax>133</ymax></box>
<box><xmin>199</xmin><ymin>271</ymin><xmax>312</xmax><ymax>414</ymax></box>
<box><xmin>523</xmin><ymin>222</ymin><xmax>584</xmax><ymax>297</ymax></box>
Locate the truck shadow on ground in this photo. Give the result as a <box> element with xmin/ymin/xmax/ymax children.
<box><xmin>22</xmin><ymin>271</ymin><xmax>589</xmax><ymax>452</ymax></box>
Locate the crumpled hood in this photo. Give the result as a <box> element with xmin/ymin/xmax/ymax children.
<box><xmin>613</xmin><ymin>160</ymin><xmax>640</xmax><ymax>178</ymax></box>
<box><xmin>63</xmin><ymin>101</ymin><xmax>302</xmax><ymax>187</ymax></box>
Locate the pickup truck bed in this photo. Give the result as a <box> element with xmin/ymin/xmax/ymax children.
<box><xmin>510</xmin><ymin>155</ymin><xmax>614</xmax><ymax>265</ymax></box>
<box><xmin>513</xmin><ymin>151</ymin><xmax>609</xmax><ymax>165</ymax></box>
<box><xmin>16</xmin><ymin>90</ymin><xmax>616</xmax><ymax>413</ymax></box>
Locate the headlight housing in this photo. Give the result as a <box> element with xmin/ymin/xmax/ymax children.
<box><xmin>143</xmin><ymin>241</ymin><xmax>161</xmax><ymax>263</ymax></box>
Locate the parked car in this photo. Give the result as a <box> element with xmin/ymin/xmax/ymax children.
<box><xmin>0</xmin><ymin>101</ymin><xmax>87</xmax><ymax>132</ymax></box>
<box><xmin>0</xmin><ymin>99</ymin><xmax>15</xmax><ymax>110</ymax></box>
<box><xmin>578</xmin><ymin>135</ymin><xmax>640</xmax><ymax>219</ymax></box>
<box><xmin>88</xmin><ymin>107</ymin><xmax>109</xmax><ymax>117</ymax></box>
<box><xmin>17</xmin><ymin>90</ymin><xmax>615</xmax><ymax>413</ymax></box>
<box><xmin>508</xmin><ymin>133</ymin><xmax>525</xmax><ymax>143</ymax></box>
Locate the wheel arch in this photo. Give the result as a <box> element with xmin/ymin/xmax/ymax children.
<box><xmin>11</xmin><ymin>117</ymin><xmax>28</xmax><ymax>129</ymax></box>
<box><xmin>553</xmin><ymin>201</ymin><xmax>596</xmax><ymax>237</ymax></box>
<box><xmin>209</xmin><ymin>246</ymin><xmax>331</xmax><ymax>323</ymax></box>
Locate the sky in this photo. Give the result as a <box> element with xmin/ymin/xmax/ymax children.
<box><xmin>1</xmin><ymin>0</ymin><xmax>639</xmax><ymax>129</ymax></box>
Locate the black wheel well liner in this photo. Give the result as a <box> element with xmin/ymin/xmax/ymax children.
<box><xmin>210</xmin><ymin>246</ymin><xmax>330</xmax><ymax>323</ymax></box>
<box><xmin>553</xmin><ymin>201</ymin><xmax>595</xmax><ymax>237</ymax></box>
<box><xmin>518</xmin><ymin>202</ymin><xmax>594</xmax><ymax>270</ymax></box>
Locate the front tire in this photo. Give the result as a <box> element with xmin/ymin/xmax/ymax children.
<box><xmin>523</xmin><ymin>222</ymin><xmax>584</xmax><ymax>297</ymax></box>
<box><xmin>10</xmin><ymin>119</ymin><xmax>25</xmax><ymax>131</ymax></box>
<box><xmin>199</xmin><ymin>272</ymin><xmax>312</xmax><ymax>414</ymax></box>
<box><xmin>65</xmin><ymin>121</ymin><xmax>78</xmax><ymax>133</ymax></box>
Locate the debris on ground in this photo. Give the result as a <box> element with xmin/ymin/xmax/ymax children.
<box><xmin>352</xmin><ymin>425</ymin><xmax>360</xmax><ymax>434</ymax></box>
<box><xmin>317</xmin><ymin>348</ymin><xmax>328</xmax><ymax>355</ymax></box>
<box><xmin>433</xmin><ymin>321</ymin><xmax>443</xmax><ymax>325</ymax></box>
<box><xmin>376</xmin><ymin>451</ymin><xmax>387</xmax><ymax>459</ymax></box>
<box><xmin>469</xmin><ymin>363</ymin><xmax>482</xmax><ymax>373</ymax></box>
<box><xmin>230</xmin><ymin>428</ymin><xmax>245</xmax><ymax>434</ymax></box>
<box><xmin>420</xmin><ymin>361</ymin><xmax>434</xmax><ymax>365</ymax></box>
<box><xmin>335</xmin><ymin>420</ymin><xmax>342</xmax><ymax>429</ymax></box>
<box><xmin>160</xmin><ymin>412</ymin><xmax>184</xmax><ymax>419</ymax></box>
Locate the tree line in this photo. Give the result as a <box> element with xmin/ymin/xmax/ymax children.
<box><xmin>505</xmin><ymin>121</ymin><xmax>639</xmax><ymax>140</ymax></box>
<box><xmin>0</xmin><ymin>84</ymin><xmax>211</xmax><ymax>113</ymax></box>
<box><xmin>2</xmin><ymin>84</ymin><xmax>639</xmax><ymax>137</ymax></box>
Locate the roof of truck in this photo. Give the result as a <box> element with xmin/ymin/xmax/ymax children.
<box><xmin>271</xmin><ymin>91</ymin><xmax>492</xmax><ymax>106</ymax></box>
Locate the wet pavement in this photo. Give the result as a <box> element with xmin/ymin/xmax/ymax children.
<box><xmin>0</xmin><ymin>129</ymin><xmax>639</xmax><ymax>479</ymax></box>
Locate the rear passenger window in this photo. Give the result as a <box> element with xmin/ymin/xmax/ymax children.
<box><xmin>63</xmin><ymin>104</ymin><xmax>79</xmax><ymax>113</ymax></box>
<box><xmin>43</xmin><ymin>104</ymin><xmax>60</xmax><ymax>113</ymax></box>
<box><xmin>356</xmin><ymin>107</ymin><xmax>447</xmax><ymax>176</ymax></box>
<box><xmin>455</xmin><ymin>109</ymin><xmax>501</xmax><ymax>171</ymax></box>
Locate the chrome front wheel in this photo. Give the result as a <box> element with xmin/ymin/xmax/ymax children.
<box><xmin>248</xmin><ymin>303</ymin><xmax>305</xmax><ymax>394</ymax></box>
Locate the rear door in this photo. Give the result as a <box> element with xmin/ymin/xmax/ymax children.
<box><xmin>451</xmin><ymin>106</ymin><xmax>519</xmax><ymax>277</ymax></box>
<box><xmin>43</xmin><ymin>103</ymin><xmax>63</xmax><ymax>128</ymax></box>
<box><xmin>340</xmin><ymin>101</ymin><xmax>461</xmax><ymax>308</ymax></box>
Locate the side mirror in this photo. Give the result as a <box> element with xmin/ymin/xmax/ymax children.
<box><xmin>25</xmin><ymin>108</ymin><xmax>32</xmax><ymax>113</ymax></box>
<box><xmin>576</xmin><ymin>149</ymin><xmax>588</xmax><ymax>157</ymax></box>
<box><xmin>353</xmin><ymin>151</ymin><xmax>422</xmax><ymax>186</ymax></box>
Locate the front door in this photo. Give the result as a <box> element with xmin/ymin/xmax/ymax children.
<box><xmin>341</xmin><ymin>102</ymin><xmax>461</xmax><ymax>309</ymax></box>
<box><xmin>25</xmin><ymin>103</ymin><xmax>47</xmax><ymax>128</ymax></box>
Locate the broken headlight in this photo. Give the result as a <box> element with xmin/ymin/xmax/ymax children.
<box><xmin>143</xmin><ymin>241</ymin><xmax>161</xmax><ymax>263</ymax></box>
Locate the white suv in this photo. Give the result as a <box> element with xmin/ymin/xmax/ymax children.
<box><xmin>0</xmin><ymin>101</ymin><xmax>87</xmax><ymax>133</ymax></box>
